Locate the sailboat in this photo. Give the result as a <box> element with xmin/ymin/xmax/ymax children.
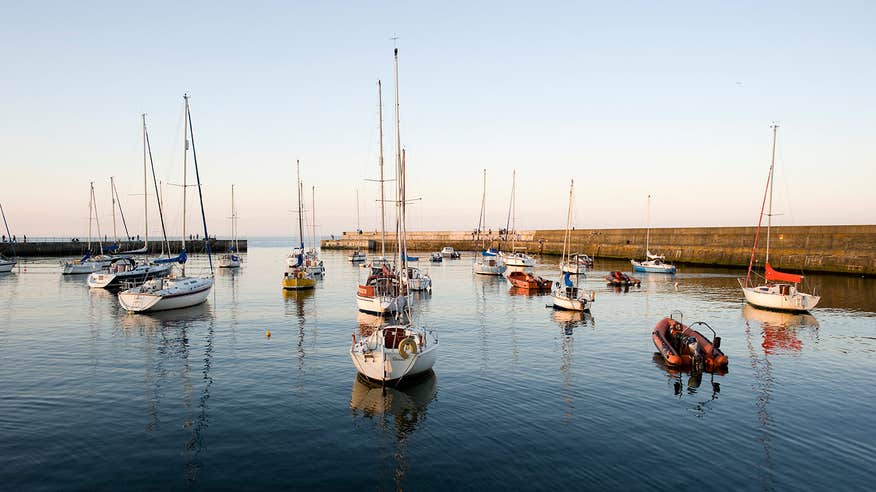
<box><xmin>355</xmin><ymin>80</ymin><xmax>407</xmax><ymax>314</ymax></box>
<box><xmin>473</xmin><ymin>169</ymin><xmax>506</xmax><ymax>276</ymax></box>
<box><xmin>739</xmin><ymin>124</ymin><xmax>820</xmax><ymax>312</ymax></box>
<box><xmin>118</xmin><ymin>94</ymin><xmax>214</xmax><ymax>312</ymax></box>
<box><xmin>283</xmin><ymin>160</ymin><xmax>317</xmax><ymax>290</ymax></box>
<box><xmin>218</xmin><ymin>185</ymin><xmax>241</xmax><ymax>268</ymax></box>
<box><xmin>350</xmin><ymin>46</ymin><xmax>438</xmax><ymax>383</ymax></box>
<box><xmin>0</xmin><ymin>202</ymin><xmax>17</xmax><ymax>273</ymax></box>
<box><xmin>631</xmin><ymin>194</ymin><xmax>676</xmax><ymax>274</ymax></box>
<box><xmin>348</xmin><ymin>189</ymin><xmax>367</xmax><ymax>262</ymax></box>
<box><xmin>303</xmin><ymin>185</ymin><xmax>325</xmax><ymax>276</ymax></box>
<box><xmin>88</xmin><ymin>114</ymin><xmax>172</xmax><ymax>289</ymax></box>
<box><xmin>499</xmin><ymin>169</ymin><xmax>535</xmax><ymax>268</ymax></box>
<box><xmin>62</xmin><ymin>182</ymin><xmax>112</xmax><ymax>274</ymax></box>
<box><xmin>552</xmin><ymin>179</ymin><xmax>594</xmax><ymax>311</ymax></box>
<box><xmin>397</xmin><ymin>150</ymin><xmax>431</xmax><ymax>292</ymax></box>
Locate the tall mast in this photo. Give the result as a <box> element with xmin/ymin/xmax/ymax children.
<box><xmin>231</xmin><ymin>184</ymin><xmax>237</xmax><ymax>251</ymax></box>
<box><xmin>378</xmin><ymin>80</ymin><xmax>386</xmax><ymax>258</ymax></box>
<box><xmin>393</xmin><ymin>48</ymin><xmax>403</xmax><ymax>268</ymax></box>
<box><xmin>186</xmin><ymin>94</ymin><xmax>212</xmax><ymax>274</ymax></box>
<box><xmin>563</xmin><ymin>179</ymin><xmax>574</xmax><ymax>268</ymax></box>
<box><xmin>0</xmin><ymin>202</ymin><xmax>14</xmax><ymax>258</ymax></box>
<box><xmin>477</xmin><ymin>169</ymin><xmax>486</xmax><ymax>248</ymax></box>
<box><xmin>144</xmin><ymin>115</ymin><xmax>171</xmax><ymax>258</ymax></box>
<box><xmin>312</xmin><ymin>185</ymin><xmax>317</xmax><ymax>252</ymax></box>
<box><xmin>645</xmin><ymin>194</ymin><xmax>651</xmax><ymax>256</ymax></box>
<box><xmin>296</xmin><ymin>160</ymin><xmax>305</xmax><ymax>250</ymax></box>
<box><xmin>142</xmin><ymin>114</ymin><xmax>149</xmax><ymax>252</ymax></box>
<box><xmin>110</xmin><ymin>177</ymin><xmax>118</xmax><ymax>244</ymax></box>
<box><xmin>505</xmin><ymin>169</ymin><xmax>515</xmax><ymax>243</ymax></box>
<box><xmin>91</xmin><ymin>181</ymin><xmax>104</xmax><ymax>255</ymax></box>
<box><xmin>356</xmin><ymin>188</ymin><xmax>361</xmax><ymax>232</ymax></box>
<box><xmin>744</xmin><ymin>124</ymin><xmax>777</xmax><ymax>285</ymax></box>
<box><xmin>111</xmin><ymin>178</ymin><xmax>130</xmax><ymax>241</ymax></box>
<box><xmin>87</xmin><ymin>182</ymin><xmax>93</xmax><ymax>251</ymax></box>
<box><xmin>181</xmin><ymin>94</ymin><xmax>190</xmax><ymax>269</ymax></box>
<box><xmin>765</xmin><ymin>123</ymin><xmax>778</xmax><ymax>264</ymax></box>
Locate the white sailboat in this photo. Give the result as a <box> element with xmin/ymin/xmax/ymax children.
<box><xmin>303</xmin><ymin>185</ymin><xmax>325</xmax><ymax>276</ymax></box>
<box><xmin>499</xmin><ymin>169</ymin><xmax>535</xmax><ymax>268</ymax></box>
<box><xmin>473</xmin><ymin>169</ymin><xmax>506</xmax><ymax>276</ymax></box>
<box><xmin>348</xmin><ymin>189</ymin><xmax>367</xmax><ymax>262</ymax></box>
<box><xmin>356</xmin><ymin>79</ymin><xmax>407</xmax><ymax>314</ymax></box>
<box><xmin>739</xmin><ymin>124</ymin><xmax>820</xmax><ymax>312</ymax></box>
<box><xmin>62</xmin><ymin>182</ymin><xmax>112</xmax><ymax>274</ymax></box>
<box><xmin>552</xmin><ymin>179</ymin><xmax>594</xmax><ymax>311</ymax></box>
<box><xmin>218</xmin><ymin>184</ymin><xmax>241</xmax><ymax>268</ymax></box>
<box><xmin>350</xmin><ymin>46</ymin><xmax>438</xmax><ymax>383</ymax></box>
<box><xmin>119</xmin><ymin>94</ymin><xmax>214</xmax><ymax>312</ymax></box>
<box><xmin>0</xmin><ymin>202</ymin><xmax>17</xmax><ymax>273</ymax></box>
<box><xmin>631</xmin><ymin>194</ymin><xmax>676</xmax><ymax>274</ymax></box>
<box><xmin>88</xmin><ymin>115</ymin><xmax>172</xmax><ymax>289</ymax></box>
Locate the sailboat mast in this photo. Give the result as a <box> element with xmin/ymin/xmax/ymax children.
<box><xmin>87</xmin><ymin>182</ymin><xmax>93</xmax><ymax>251</ymax></box>
<box><xmin>112</xmin><ymin>178</ymin><xmax>130</xmax><ymax>241</ymax></box>
<box><xmin>505</xmin><ymin>170</ymin><xmax>515</xmax><ymax>243</ymax></box>
<box><xmin>231</xmin><ymin>184</ymin><xmax>236</xmax><ymax>251</ymax></box>
<box><xmin>296</xmin><ymin>160</ymin><xmax>305</xmax><ymax>250</ymax></box>
<box><xmin>563</xmin><ymin>179</ymin><xmax>574</xmax><ymax>267</ymax></box>
<box><xmin>744</xmin><ymin>124</ymin><xmax>777</xmax><ymax>285</ymax></box>
<box><xmin>144</xmin><ymin>117</ymin><xmax>171</xmax><ymax>258</ymax></box>
<box><xmin>356</xmin><ymin>189</ymin><xmax>361</xmax><ymax>232</ymax></box>
<box><xmin>312</xmin><ymin>186</ymin><xmax>317</xmax><ymax>253</ymax></box>
<box><xmin>142</xmin><ymin>114</ymin><xmax>149</xmax><ymax>253</ymax></box>
<box><xmin>393</xmin><ymin>46</ymin><xmax>404</xmax><ymax>268</ymax></box>
<box><xmin>645</xmin><ymin>194</ymin><xmax>651</xmax><ymax>256</ymax></box>
<box><xmin>477</xmin><ymin>169</ymin><xmax>486</xmax><ymax>247</ymax></box>
<box><xmin>181</xmin><ymin>94</ymin><xmax>190</xmax><ymax>263</ymax></box>
<box><xmin>110</xmin><ymin>177</ymin><xmax>118</xmax><ymax>244</ymax></box>
<box><xmin>765</xmin><ymin>123</ymin><xmax>778</xmax><ymax>265</ymax></box>
<box><xmin>185</xmin><ymin>95</ymin><xmax>212</xmax><ymax>273</ymax></box>
<box><xmin>0</xmin><ymin>202</ymin><xmax>14</xmax><ymax>258</ymax></box>
<box><xmin>378</xmin><ymin>79</ymin><xmax>386</xmax><ymax>258</ymax></box>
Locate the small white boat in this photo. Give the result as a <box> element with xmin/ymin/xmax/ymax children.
<box><xmin>440</xmin><ymin>246</ymin><xmax>460</xmax><ymax>259</ymax></box>
<box><xmin>631</xmin><ymin>195</ymin><xmax>676</xmax><ymax>274</ymax></box>
<box><xmin>304</xmin><ymin>249</ymin><xmax>325</xmax><ymax>276</ymax></box>
<box><xmin>738</xmin><ymin>124</ymin><xmax>820</xmax><ymax>312</ymax></box>
<box><xmin>404</xmin><ymin>266</ymin><xmax>431</xmax><ymax>292</ymax></box>
<box><xmin>351</xmin><ymin>325</ymin><xmax>438</xmax><ymax>383</ymax></box>
<box><xmin>473</xmin><ymin>249</ymin><xmax>505</xmax><ymax>275</ymax></box>
<box><xmin>561</xmin><ymin>253</ymin><xmax>592</xmax><ymax>274</ymax></box>
<box><xmin>500</xmin><ymin>250</ymin><xmax>534</xmax><ymax>267</ymax></box>
<box><xmin>62</xmin><ymin>182</ymin><xmax>112</xmax><ymax>275</ymax></box>
<box><xmin>552</xmin><ymin>179</ymin><xmax>594</xmax><ymax>312</ymax></box>
<box><xmin>218</xmin><ymin>184</ymin><xmax>242</xmax><ymax>269</ymax></box>
<box><xmin>357</xmin><ymin>270</ymin><xmax>408</xmax><ymax>314</ymax></box>
<box><xmin>0</xmin><ymin>258</ymin><xmax>14</xmax><ymax>274</ymax></box>
<box><xmin>349</xmin><ymin>250</ymin><xmax>367</xmax><ymax>262</ymax></box>
<box><xmin>119</xmin><ymin>275</ymin><xmax>213</xmax><ymax>312</ymax></box>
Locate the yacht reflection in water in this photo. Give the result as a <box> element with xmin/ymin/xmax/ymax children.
<box><xmin>551</xmin><ymin>310</ymin><xmax>592</xmax><ymax>422</ymax></box>
<box><xmin>350</xmin><ymin>370</ymin><xmax>437</xmax><ymax>489</ymax></box>
<box><xmin>742</xmin><ymin>304</ymin><xmax>819</xmax><ymax>355</ymax></box>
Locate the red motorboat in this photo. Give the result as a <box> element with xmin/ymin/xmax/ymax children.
<box><xmin>605</xmin><ymin>271</ymin><xmax>641</xmax><ymax>287</ymax></box>
<box><xmin>507</xmin><ymin>271</ymin><xmax>552</xmax><ymax>291</ymax></box>
<box><xmin>652</xmin><ymin>315</ymin><xmax>728</xmax><ymax>372</ymax></box>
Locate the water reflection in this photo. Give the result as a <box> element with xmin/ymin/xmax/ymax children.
<box><xmin>350</xmin><ymin>371</ymin><xmax>437</xmax><ymax>489</ymax></box>
<box><xmin>551</xmin><ymin>311</ymin><xmax>592</xmax><ymax>422</ymax></box>
<box><xmin>742</xmin><ymin>304</ymin><xmax>819</xmax><ymax>355</ymax></box>
<box><xmin>651</xmin><ymin>355</ymin><xmax>724</xmax><ymax>418</ymax></box>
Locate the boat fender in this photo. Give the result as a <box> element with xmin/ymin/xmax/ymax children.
<box><xmin>398</xmin><ymin>336</ymin><xmax>418</xmax><ymax>360</ymax></box>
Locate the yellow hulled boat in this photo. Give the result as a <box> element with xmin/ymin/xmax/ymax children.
<box><xmin>283</xmin><ymin>266</ymin><xmax>315</xmax><ymax>290</ymax></box>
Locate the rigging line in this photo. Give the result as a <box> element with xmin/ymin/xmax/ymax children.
<box><xmin>186</xmin><ymin>95</ymin><xmax>213</xmax><ymax>274</ymax></box>
<box><xmin>145</xmin><ymin>118</ymin><xmax>173</xmax><ymax>258</ymax></box>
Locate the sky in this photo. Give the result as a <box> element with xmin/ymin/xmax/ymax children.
<box><xmin>1</xmin><ymin>1</ymin><xmax>874</xmax><ymax>239</ymax></box>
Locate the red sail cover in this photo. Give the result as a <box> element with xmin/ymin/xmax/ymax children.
<box><xmin>765</xmin><ymin>263</ymin><xmax>802</xmax><ymax>283</ymax></box>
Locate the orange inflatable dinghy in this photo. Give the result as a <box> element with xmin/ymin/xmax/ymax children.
<box><xmin>653</xmin><ymin>316</ymin><xmax>728</xmax><ymax>372</ymax></box>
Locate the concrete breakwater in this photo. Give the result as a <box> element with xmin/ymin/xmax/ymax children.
<box><xmin>1</xmin><ymin>239</ymin><xmax>246</xmax><ymax>258</ymax></box>
<box><xmin>322</xmin><ymin>225</ymin><xmax>876</xmax><ymax>276</ymax></box>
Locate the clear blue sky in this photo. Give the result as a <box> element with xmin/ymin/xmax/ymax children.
<box><xmin>1</xmin><ymin>1</ymin><xmax>873</xmax><ymax>238</ymax></box>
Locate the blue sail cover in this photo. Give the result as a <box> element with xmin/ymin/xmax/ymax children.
<box><xmin>481</xmin><ymin>250</ymin><xmax>498</xmax><ymax>257</ymax></box>
<box><xmin>80</xmin><ymin>250</ymin><xmax>92</xmax><ymax>262</ymax></box>
<box><xmin>564</xmin><ymin>272</ymin><xmax>573</xmax><ymax>288</ymax></box>
<box><xmin>154</xmin><ymin>250</ymin><xmax>188</xmax><ymax>264</ymax></box>
<box><xmin>406</xmin><ymin>255</ymin><xmax>419</xmax><ymax>262</ymax></box>
<box><xmin>104</xmin><ymin>244</ymin><xmax>118</xmax><ymax>253</ymax></box>
<box><xmin>289</xmin><ymin>253</ymin><xmax>303</xmax><ymax>267</ymax></box>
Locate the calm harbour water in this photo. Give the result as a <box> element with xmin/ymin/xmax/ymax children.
<box><xmin>2</xmin><ymin>241</ymin><xmax>875</xmax><ymax>491</ymax></box>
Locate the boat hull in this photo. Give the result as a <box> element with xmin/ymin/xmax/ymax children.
<box><xmin>350</xmin><ymin>329</ymin><xmax>438</xmax><ymax>382</ymax></box>
<box><xmin>283</xmin><ymin>276</ymin><xmax>316</xmax><ymax>290</ymax></box>
<box><xmin>631</xmin><ymin>260</ymin><xmax>676</xmax><ymax>274</ymax></box>
<box><xmin>355</xmin><ymin>294</ymin><xmax>407</xmax><ymax>315</ymax></box>
<box><xmin>119</xmin><ymin>278</ymin><xmax>213</xmax><ymax>313</ymax></box>
<box><xmin>741</xmin><ymin>284</ymin><xmax>820</xmax><ymax>312</ymax></box>
<box><xmin>473</xmin><ymin>262</ymin><xmax>506</xmax><ymax>275</ymax></box>
<box><xmin>551</xmin><ymin>293</ymin><xmax>589</xmax><ymax>311</ymax></box>
<box><xmin>560</xmin><ymin>263</ymin><xmax>587</xmax><ymax>274</ymax></box>
<box><xmin>62</xmin><ymin>260</ymin><xmax>109</xmax><ymax>275</ymax></box>
<box><xmin>652</xmin><ymin>317</ymin><xmax>728</xmax><ymax>372</ymax></box>
<box><xmin>0</xmin><ymin>261</ymin><xmax>15</xmax><ymax>273</ymax></box>
<box><xmin>218</xmin><ymin>255</ymin><xmax>241</xmax><ymax>268</ymax></box>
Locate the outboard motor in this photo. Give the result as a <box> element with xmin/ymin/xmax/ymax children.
<box><xmin>687</xmin><ymin>336</ymin><xmax>703</xmax><ymax>374</ymax></box>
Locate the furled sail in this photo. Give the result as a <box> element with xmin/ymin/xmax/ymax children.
<box><xmin>765</xmin><ymin>262</ymin><xmax>802</xmax><ymax>283</ymax></box>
